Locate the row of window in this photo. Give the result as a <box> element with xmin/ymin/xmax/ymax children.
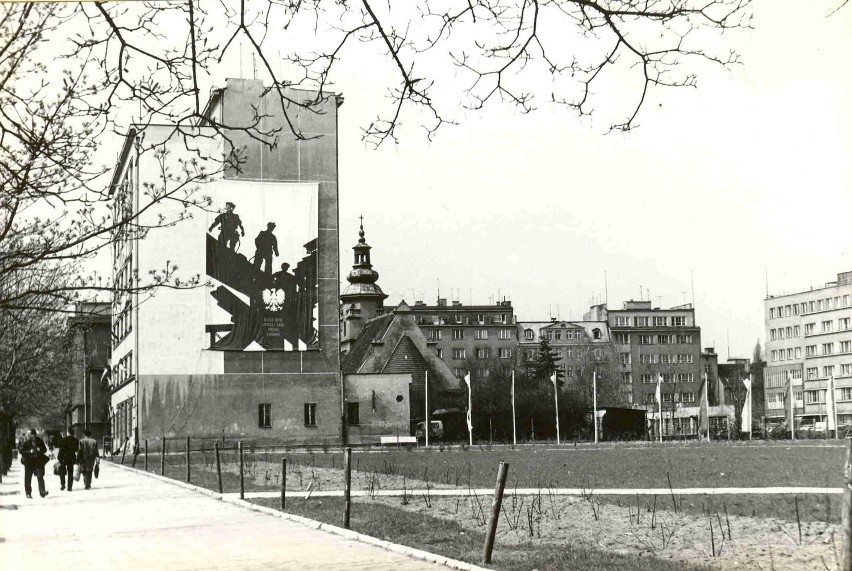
<box><xmin>257</xmin><ymin>403</ymin><xmax>319</xmax><ymax>428</ymax></box>
<box><xmin>448</xmin><ymin>347</ymin><xmax>513</xmax><ymax>360</ymax></box>
<box><xmin>634</xmin><ymin>353</ymin><xmax>695</xmax><ymax>365</ymax></box>
<box><xmin>766</xmin><ymin>369</ymin><xmax>802</xmax><ymax>388</ymax></box>
<box><xmin>112</xmin><ymin>351</ymin><xmax>134</xmax><ymax>387</ymax></box>
<box><xmin>642</xmin><ymin>392</ymin><xmax>696</xmax><ymax>404</ymax></box>
<box><xmin>429</xmin><ymin>328</ymin><xmax>514</xmax><ymax>340</ymax></box>
<box><xmin>543</xmin><ymin>329</ymin><xmax>593</xmax><ymax>341</ymax></box>
<box><xmin>770</xmin><ymin>295</ymin><xmax>851</xmax><ymax>319</ymax></box>
<box><xmin>112</xmin><ymin>303</ymin><xmax>133</xmax><ymax>345</ymax></box>
<box><xmin>771</xmin><ymin>318</ymin><xmax>852</xmax><ymax>340</ymax></box>
<box><xmin>418</xmin><ymin>313</ymin><xmax>512</xmax><ymax>326</ymax></box>
<box><xmin>640</xmin><ymin>373</ymin><xmax>695</xmax><ymax>383</ymax></box>
<box><xmin>636</xmin><ymin>334</ymin><xmax>694</xmax><ymax>345</ymax></box>
<box><xmin>613</xmin><ymin>316</ymin><xmax>690</xmax><ymax>327</ymax></box>
<box><xmin>766</xmin><ymin>390</ymin><xmax>804</xmax><ymax>406</ymax></box>
<box><xmin>772</xmin><ymin>341</ymin><xmax>852</xmax><ymax>362</ymax></box>
<box><xmin>806</xmin><ymin>364</ymin><xmax>852</xmax><ymax>380</ymax></box>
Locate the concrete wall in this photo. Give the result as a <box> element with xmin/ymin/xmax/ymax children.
<box><xmin>343</xmin><ymin>374</ymin><xmax>411</xmax><ymax>445</ymax></box>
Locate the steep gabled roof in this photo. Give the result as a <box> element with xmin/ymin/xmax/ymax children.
<box><xmin>341</xmin><ymin>313</ymin><xmax>394</xmax><ymax>374</ymax></box>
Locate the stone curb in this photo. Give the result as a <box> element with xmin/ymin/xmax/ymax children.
<box><xmin>107</xmin><ymin>461</ymin><xmax>492</xmax><ymax>571</ymax></box>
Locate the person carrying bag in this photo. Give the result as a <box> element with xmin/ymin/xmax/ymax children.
<box><xmin>19</xmin><ymin>429</ymin><xmax>49</xmax><ymax>499</ymax></box>
<box><xmin>57</xmin><ymin>429</ymin><xmax>79</xmax><ymax>491</ymax></box>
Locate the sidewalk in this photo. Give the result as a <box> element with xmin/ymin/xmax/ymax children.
<box><xmin>0</xmin><ymin>462</ymin><xmax>459</xmax><ymax>570</ymax></box>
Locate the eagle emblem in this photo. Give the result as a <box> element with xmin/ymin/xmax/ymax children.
<box><xmin>262</xmin><ymin>288</ymin><xmax>286</xmax><ymax>311</ymax></box>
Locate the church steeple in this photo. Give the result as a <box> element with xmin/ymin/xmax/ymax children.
<box><xmin>340</xmin><ymin>217</ymin><xmax>388</xmax><ymax>353</ymax></box>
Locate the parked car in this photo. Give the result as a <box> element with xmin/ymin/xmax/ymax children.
<box><xmin>415</xmin><ymin>420</ymin><xmax>444</xmax><ymax>441</ymax></box>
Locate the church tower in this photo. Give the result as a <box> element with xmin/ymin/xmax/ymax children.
<box><xmin>340</xmin><ymin>217</ymin><xmax>388</xmax><ymax>354</ymax></box>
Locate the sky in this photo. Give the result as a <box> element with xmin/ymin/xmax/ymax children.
<box><xmin>42</xmin><ymin>0</ymin><xmax>850</xmax><ymax>361</ymax></box>
<box><xmin>326</xmin><ymin>1</ymin><xmax>852</xmax><ymax>361</ymax></box>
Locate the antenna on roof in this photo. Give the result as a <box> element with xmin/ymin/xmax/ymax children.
<box><xmin>604</xmin><ymin>271</ymin><xmax>608</xmax><ymax>306</ymax></box>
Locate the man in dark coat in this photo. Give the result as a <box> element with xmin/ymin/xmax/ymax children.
<box><xmin>77</xmin><ymin>429</ymin><xmax>100</xmax><ymax>490</ymax></box>
<box><xmin>19</xmin><ymin>429</ymin><xmax>49</xmax><ymax>498</ymax></box>
<box><xmin>57</xmin><ymin>429</ymin><xmax>79</xmax><ymax>491</ymax></box>
<box><xmin>253</xmin><ymin>222</ymin><xmax>279</xmax><ymax>275</ymax></box>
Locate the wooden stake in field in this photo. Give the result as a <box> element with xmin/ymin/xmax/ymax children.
<box><xmin>160</xmin><ymin>436</ymin><xmax>165</xmax><ymax>476</ymax></box>
<box><xmin>186</xmin><ymin>436</ymin><xmax>191</xmax><ymax>483</ymax></box>
<box><xmin>214</xmin><ymin>442</ymin><xmax>223</xmax><ymax>493</ymax></box>
<box><xmin>483</xmin><ymin>461</ymin><xmax>510</xmax><ymax>564</ymax></box>
<box><xmin>144</xmin><ymin>439</ymin><xmax>148</xmax><ymax>471</ymax></box>
<box><xmin>344</xmin><ymin>447</ymin><xmax>352</xmax><ymax>529</ymax></box>
<box><xmin>238</xmin><ymin>441</ymin><xmax>245</xmax><ymax>500</ymax></box>
<box><xmin>425</xmin><ymin>370</ymin><xmax>429</xmax><ymax>448</ymax></box>
<box><xmin>550</xmin><ymin>373</ymin><xmax>560</xmax><ymax>445</ymax></box>
<box><xmin>281</xmin><ymin>457</ymin><xmax>287</xmax><ymax>510</ymax></box>
<box><xmin>842</xmin><ymin>437</ymin><xmax>852</xmax><ymax>571</ymax></box>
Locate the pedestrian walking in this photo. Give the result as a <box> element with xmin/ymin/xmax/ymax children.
<box><xmin>57</xmin><ymin>429</ymin><xmax>79</xmax><ymax>491</ymax></box>
<box><xmin>77</xmin><ymin>429</ymin><xmax>100</xmax><ymax>490</ymax></box>
<box><xmin>19</xmin><ymin>429</ymin><xmax>49</xmax><ymax>499</ymax></box>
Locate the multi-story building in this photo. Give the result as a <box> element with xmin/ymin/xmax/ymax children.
<box><xmin>109</xmin><ymin>78</ymin><xmax>342</xmax><ymax>447</ymax></box>
<box><xmin>764</xmin><ymin>271</ymin><xmax>852</xmax><ymax>428</ymax></box>
<box><xmin>68</xmin><ymin>303</ymin><xmax>111</xmax><ymax>442</ymax></box>
<box><xmin>406</xmin><ymin>299</ymin><xmax>517</xmax><ymax>382</ymax></box>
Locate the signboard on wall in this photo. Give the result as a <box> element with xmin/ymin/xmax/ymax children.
<box><xmin>205</xmin><ymin>182</ymin><xmax>318</xmax><ymax>351</ymax></box>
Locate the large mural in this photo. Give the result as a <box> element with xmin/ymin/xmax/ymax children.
<box><xmin>205</xmin><ymin>184</ymin><xmax>318</xmax><ymax>351</ymax></box>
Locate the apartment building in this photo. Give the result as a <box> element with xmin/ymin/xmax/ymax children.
<box><xmin>764</xmin><ymin>271</ymin><xmax>852</xmax><ymax>427</ymax></box>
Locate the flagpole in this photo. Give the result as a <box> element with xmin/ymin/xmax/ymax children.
<box><xmin>833</xmin><ymin>374</ymin><xmax>839</xmax><ymax>438</ymax></box>
<box><xmin>593</xmin><ymin>371</ymin><xmax>598</xmax><ymax>444</ymax></box>
<box><xmin>552</xmin><ymin>373</ymin><xmax>560</xmax><ymax>445</ymax></box>
<box><xmin>425</xmin><ymin>371</ymin><xmax>429</xmax><ymax>448</ymax></box>
<box><xmin>465</xmin><ymin>373</ymin><xmax>473</xmax><ymax>447</ymax></box>
<box><xmin>511</xmin><ymin>370</ymin><xmax>517</xmax><ymax>446</ymax></box>
<box><xmin>789</xmin><ymin>372</ymin><xmax>795</xmax><ymax>441</ymax></box>
<box><xmin>748</xmin><ymin>374</ymin><xmax>753</xmax><ymax>441</ymax></box>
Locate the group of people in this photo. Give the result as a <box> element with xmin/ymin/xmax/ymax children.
<box><xmin>209</xmin><ymin>201</ymin><xmax>294</xmax><ymax>278</ymax></box>
<box><xmin>18</xmin><ymin>428</ymin><xmax>100</xmax><ymax>499</ymax></box>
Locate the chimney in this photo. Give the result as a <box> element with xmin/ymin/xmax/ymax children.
<box><xmin>437</xmin><ymin>298</ymin><xmax>447</xmax><ymax>307</ymax></box>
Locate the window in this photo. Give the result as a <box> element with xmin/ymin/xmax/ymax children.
<box><xmin>477</xmin><ymin>314</ymin><xmax>485</xmax><ymax>324</ymax></box>
<box><xmin>453</xmin><ymin>368</ymin><xmax>465</xmax><ymax>378</ymax></box>
<box><xmin>475</xmin><ymin>329</ymin><xmax>488</xmax><ymax>340</ymax></box>
<box><xmin>304</xmin><ymin>403</ymin><xmax>317</xmax><ymax>427</ymax></box>
<box><xmin>476</xmin><ymin>368</ymin><xmax>490</xmax><ymax>378</ymax></box>
<box><xmin>787</xmin><ymin>348</ymin><xmax>793</xmax><ymax>360</ymax></box>
<box><xmin>671</xmin><ymin>316</ymin><xmax>686</xmax><ymax>326</ymax></box>
<box><xmin>640</xmin><ymin>354</ymin><xmax>659</xmax><ymax>364</ymax></box>
<box><xmin>805</xmin><ymin>390</ymin><xmax>823</xmax><ymax>404</ymax></box>
<box><xmin>818</xmin><ymin>300</ymin><xmax>824</xmax><ymax>311</ymax></box>
<box><xmin>565</xmin><ymin>368</ymin><xmax>574</xmax><ymax>378</ymax></box>
<box><xmin>808</xmin><ymin>301</ymin><xmax>815</xmax><ymax>312</ymax></box>
<box><xmin>545</xmin><ymin>331</ymin><xmax>553</xmax><ymax>340</ymax></box>
<box><xmin>615</xmin><ymin>316</ymin><xmax>631</xmax><ymax>327</ymax></box>
<box><xmin>770</xmin><ymin>308</ymin><xmax>776</xmax><ymax>319</ymax></box>
<box><xmin>621</xmin><ymin>373</ymin><xmax>632</xmax><ymax>384</ymax></box>
<box><xmin>639</xmin><ymin>335</ymin><xmax>654</xmax><ymax>345</ymax></box>
<box><xmin>823</xmin><ymin>365</ymin><xmax>835</xmax><ymax>378</ymax></box>
<box><xmin>779</xmin><ymin>350</ymin><xmax>786</xmax><ymax>361</ymax></box>
<box><xmin>499</xmin><ymin>329</ymin><xmax>512</xmax><ymax>340</ymax></box>
<box><xmin>677</xmin><ymin>373</ymin><xmax>694</xmax><ymax>383</ymax></box>
<box><xmin>678</xmin><ymin>354</ymin><xmax>694</xmax><ymax>364</ymax></box>
<box><xmin>554</xmin><ymin>330</ymin><xmax>562</xmax><ymax>340</ymax></box>
<box><xmin>792</xmin><ymin>369</ymin><xmax>803</xmax><ymax>380</ymax></box>
<box><xmin>676</xmin><ymin>334</ymin><xmax>693</xmax><ymax>344</ymax></box>
<box><xmin>844</xmin><ymin>295</ymin><xmax>850</xmax><ymax>307</ymax></box>
<box><xmin>565</xmin><ymin>348</ymin><xmax>575</xmax><ymax>358</ymax></box>
<box><xmin>806</xmin><ymin>345</ymin><xmax>816</xmax><ymax>357</ymax></box>
<box><xmin>770</xmin><ymin>329</ymin><xmax>777</xmax><ymax>341</ymax></box>
<box><xmin>785</xmin><ymin>306</ymin><xmax>791</xmax><ymax>317</ymax></box>
<box><xmin>257</xmin><ymin>403</ymin><xmax>272</xmax><ymax>428</ymax></box>
<box><xmin>795</xmin><ymin>390</ymin><xmax>803</xmax><ymax>402</ymax></box>
<box><xmin>593</xmin><ymin>348</ymin><xmax>603</xmax><ymax>360</ymax></box>
<box><xmin>592</xmin><ymin>328</ymin><xmax>602</xmax><ymax>340</ymax></box>
<box><xmin>658</xmin><ymin>334</ymin><xmax>673</xmax><ymax>344</ymax></box>
<box><xmin>794</xmin><ymin>325</ymin><xmax>801</xmax><ymax>337</ymax></box>
<box><xmin>525</xmin><ymin>329</ymin><xmax>534</xmax><ymax>340</ymax></box>
<box><xmin>346</xmin><ymin>401</ymin><xmax>360</xmax><ymax>425</ymax></box>
<box><xmin>436</xmin><ymin>349</ymin><xmax>443</xmax><ymax>358</ymax></box>
<box><xmin>840</xmin><ymin>318</ymin><xmax>851</xmax><ymax>330</ymax></box>
<box><xmin>476</xmin><ymin>348</ymin><xmax>490</xmax><ymax>359</ymax></box>
<box><xmin>795</xmin><ymin>347</ymin><xmax>802</xmax><ymax>359</ymax></box>
<box><xmin>453</xmin><ymin>348</ymin><xmax>466</xmax><ymax>359</ymax></box>
<box><xmin>614</xmin><ymin>333</ymin><xmax>630</xmax><ymax>344</ymax></box>
<box><xmin>840</xmin><ymin>387</ymin><xmax>852</xmax><ymax>401</ymax></box>
<box><xmin>662</xmin><ymin>392</ymin><xmax>674</xmax><ymax>403</ymax></box>
<box><xmin>785</xmin><ymin>327</ymin><xmax>792</xmax><ymax>337</ymax></box>
<box><xmin>653</xmin><ymin>316</ymin><xmax>667</xmax><ymax>326</ymax></box>
<box><xmin>842</xmin><ymin>341</ymin><xmax>851</xmax><ymax>353</ymax></box>
<box><xmin>621</xmin><ymin>352</ymin><xmax>631</xmax><ymax>365</ymax></box>
<box><xmin>822</xmin><ymin>321</ymin><xmax>833</xmax><ymax>333</ymax></box>
<box><xmin>662</xmin><ymin>373</ymin><xmax>675</xmax><ymax>383</ymax></box>
<box><xmin>428</xmin><ymin>329</ymin><xmax>442</xmax><ymax>340</ymax></box>
<box><xmin>843</xmin><ymin>364</ymin><xmax>852</xmax><ymax>376</ymax></box>
<box><xmin>635</xmin><ymin>317</ymin><xmax>650</xmax><ymax>327</ymax></box>
<box><xmin>823</xmin><ymin>343</ymin><xmax>834</xmax><ymax>356</ymax></box>
<box><xmin>805</xmin><ymin>323</ymin><xmax>815</xmax><ymax>335</ymax></box>
<box><xmin>660</xmin><ymin>354</ymin><xmax>675</xmax><ymax>364</ymax></box>
<box><xmin>498</xmin><ymin>348</ymin><xmax>512</xmax><ymax>359</ymax></box>
<box><xmin>453</xmin><ymin>329</ymin><xmax>464</xmax><ymax>340</ymax></box>
<box><xmin>801</xmin><ymin>302</ymin><xmax>807</xmax><ymax>313</ymax></box>
<box><xmin>771</xmin><ymin>350</ymin><xmax>777</xmax><ymax>362</ymax></box>
<box><xmin>641</xmin><ymin>374</ymin><xmax>653</xmax><ymax>383</ymax></box>
<box><xmin>681</xmin><ymin>392</ymin><xmax>695</xmax><ymax>403</ymax></box>
<box><xmin>793</xmin><ymin>304</ymin><xmax>800</xmax><ymax>316</ymax></box>
<box><xmin>807</xmin><ymin>367</ymin><xmax>818</xmax><ymax>380</ymax></box>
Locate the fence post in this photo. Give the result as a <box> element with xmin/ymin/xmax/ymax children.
<box><xmin>483</xmin><ymin>461</ymin><xmax>510</xmax><ymax>564</ymax></box>
<box><xmin>131</xmin><ymin>444</ymin><xmax>138</xmax><ymax>468</ymax></box>
<box><xmin>238</xmin><ymin>441</ymin><xmax>245</xmax><ymax>500</ymax></box>
<box><xmin>161</xmin><ymin>436</ymin><xmax>165</xmax><ymax>475</ymax></box>
<box><xmin>842</xmin><ymin>437</ymin><xmax>852</xmax><ymax>571</ymax></box>
<box><xmin>186</xmin><ymin>436</ymin><xmax>191</xmax><ymax>483</ymax></box>
<box><xmin>281</xmin><ymin>457</ymin><xmax>287</xmax><ymax>510</ymax></box>
<box><xmin>344</xmin><ymin>447</ymin><xmax>352</xmax><ymax>529</ymax></box>
<box><xmin>144</xmin><ymin>439</ymin><xmax>148</xmax><ymax>471</ymax></box>
<box><xmin>214</xmin><ymin>442</ymin><xmax>223</xmax><ymax>494</ymax></box>
<box><xmin>120</xmin><ymin>441</ymin><xmax>127</xmax><ymax>465</ymax></box>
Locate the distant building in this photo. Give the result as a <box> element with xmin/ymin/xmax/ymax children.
<box><xmin>405</xmin><ymin>298</ymin><xmax>517</xmax><ymax>382</ymax></box>
<box><xmin>68</xmin><ymin>302</ymin><xmax>111</xmax><ymax>442</ymax></box>
<box><xmin>340</xmin><ymin>220</ymin><xmax>388</xmax><ymax>354</ymax></box>
<box><xmin>340</xmin><ymin>302</ymin><xmax>463</xmax><ymax>442</ymax></box>
<box><xmin>764</xmin><ymin>270</ymin><xmax>852</xmax><ymax>428</ymax></box>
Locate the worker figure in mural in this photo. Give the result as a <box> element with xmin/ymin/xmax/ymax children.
<box><xmin>253</xmin><ymin>222</ymin><xmax>279</xmax><ymax>275</ymax></box>
<box><xmin>208</xmin><ymin>201</ymin><xmax>245</xmax><ymax>251</ymax></box>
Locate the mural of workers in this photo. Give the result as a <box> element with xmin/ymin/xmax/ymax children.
<box><xmin>253</xmin><ymin>222</ymin><xmax>279</xmax><ymax>275</ymax></box>
<box><xmin>208</xmin><ymin>202</ymin><xmax>245</xmax><ymax>250</ymax></box>
<box><xmin>205</xmin><ymin>187</ymin><xmax>318</xmax><ymax>352</ymax></box>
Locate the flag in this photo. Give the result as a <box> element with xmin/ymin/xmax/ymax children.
<box><xmin>550</xmin><ymin>372</ymin><xmax>557</xmax><ymax>387</ymax></box>
<box><xmin>655</xmin><ymin>374</ymin><xmax>662</xmax><ymax>410</ymax></box>
<box><xmin>827</xmin><ymin>374</ymin><xmax>837</xmax><ymax>431</ymax></box>
<box><xmin>784</xmin><ymin>370</ymin><xmax>795</xmax><ymax>436</ymax></box>
<box><xmin>740</xmin><ymin>377</ymin><xmax>752</xmax><ymax>433</ymax></box>
<box><xmin>464</xmin><ymin>373</ymin><xmax>473</xmax><ymax>434</ymax></box>
<box><xmin>698</xmin><ymin>373</ymin><xmax>709</xmax><ymax>436</ymax></box>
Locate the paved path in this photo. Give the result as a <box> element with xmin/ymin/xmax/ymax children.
<box><xmin>0</xmin><ymin>462</ymin><xmax>456</xmax><ymax>571</ymax></box>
